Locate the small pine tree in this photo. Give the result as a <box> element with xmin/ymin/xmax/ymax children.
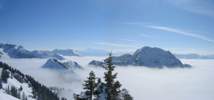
<box><xmin>83</xmin><ymin>71</ymin><xmax>97</xmax><ymax>100</ymax></box>
<box><xmin>21</xmin><ymin>92</ymin><xmax>28</xmax><ymax>100</ymax></box>
<box><xmin>61</xmin><ymin>97</ymin><xmax>67</xmax><ymax>100</ymax></box>
<box><xmin>104</xmin><ymin>53</ymin><xmax>121</xmax><ymax>100</ymax></box>
<box><xmin>5</xmin><ymin>86</ymin><xmax>10</xmax><ymax>94</ymax></box>
<box><xmin>11</xmin><ymin>86</ymin><xmax>21</xmax><ymax>99</ymax></box>
<box><xmin>0</xmin><ymin>80</ymin><xmax>2</xmax><ymax>89</ymax></box>
<box><xmin>1</xmin><ymin>69</ymin><xmax>10</xmax><ymax>82</ymax></box>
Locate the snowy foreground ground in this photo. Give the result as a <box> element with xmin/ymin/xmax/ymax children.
<box><xmin>1</xmin><ymin>56</ymin><xmax>214</xmax><ymax>100</ymax></box>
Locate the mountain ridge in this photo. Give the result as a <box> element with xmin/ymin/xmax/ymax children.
<box><xmin>0</xmin><ymin>43</ymin><xmax>78</xmax><ymax>59</ymax></box>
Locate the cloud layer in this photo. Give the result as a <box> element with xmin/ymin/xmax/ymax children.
<box><xmin>2</xmin><ymin>56</ymin><xmax>214</xmax><ymax>100</ymax></box>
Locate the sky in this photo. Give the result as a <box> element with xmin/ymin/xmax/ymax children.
<box><xmin>0</xmin><ymin>0</ymin><xmax>214</xmax><ymax>54</ymax></box>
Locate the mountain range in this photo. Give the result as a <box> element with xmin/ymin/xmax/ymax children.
<box><xmin>175</xmin><ymin>53</ymin><xmax>214</xmax><ymax>59</ymax></box>
<box><xmin>0</xmin><ymin>43</ymin><xmax>78</xmax><ymax>59</ymax></box>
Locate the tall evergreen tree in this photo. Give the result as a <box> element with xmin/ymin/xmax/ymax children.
<box><xmin>83</xmin><ymin>71</ymin><xmax>97</xmax><ymax>100</ymax></box>
<box><xmin>104</xmin><ymin>53</ymin><xmax>121</xmax><ymax>100</ymax></box>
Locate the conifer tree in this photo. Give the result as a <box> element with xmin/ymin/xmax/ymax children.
<box><xmin>0</xmin><ymin>80</ymin><xmax>2</xmax><ymax>89</ymax></box>
<box><xmin>104</xmin><ymin>53</ymin><xmax>121</xmax><ymax>100</ymax></box>
<box><xmin>83</xmin><ymin>71</ymin><xmax>97</xmax><ymax>100</ymax></box>
<box><xmin>1</xmin><ymin>68</ymin><xmax>10</xmax><ymax>82</ymax></box>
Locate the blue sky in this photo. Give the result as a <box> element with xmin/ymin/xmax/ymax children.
<box><xmin>0</xmin><ymin>0</ymin><xmax>214</xmax><ymax>54</ymax></box>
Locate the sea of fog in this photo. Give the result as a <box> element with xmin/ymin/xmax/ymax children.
<box><xmin>1</xmin><ymin>57</ymin><xmax>214</xmax><ymax>100</ymax></box>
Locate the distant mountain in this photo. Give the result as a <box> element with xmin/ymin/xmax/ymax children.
<box><xmin>31</xmin><ymin>50</ymin><xmax>65</xmax><ymax>60</ymax></box>
<box><xmin>42</xmin><ymin>58</ymin><xmax>68</xmax><ymax>70</ymax></box>
<box><xmin>130</xmin><ymin>47</ymin><xmax>190</xmax><ymax>68</ymax></box>
<box><xmin>90</xmin><ymin>46</ymin><xmax>191</xmax><ymax>68</ymax></box>
<box><xmin>175</xmin><ymin>53</ymin><xmax>214</xmax><ymax>59</ymax></box>
<box><xmin>77</xmin><ymin>48</ymin><xmax>108</xmax><ymax>56</ymax></box>
<box><xmin>52</xmin><ymin>49</ymin><xmax>79</xmax><ymax>56</ymax></box>
<box><xmin>42</xmin><ymin>58</ymin><xmax>82</xmax><ymax>70</ymax></box>
<box><xmin>63</xmin><ymin>61</ymin><xmax>82</xmax><ymax>70</ymax></box>
<box><xmin>0</xmin><ymin>44</ymin><xmax>36</xmax><ymax>58</ymax></box>
<box><xmin>0</xmin><ymin>61</ymin><xmax>60</xmax><ymax>100</ymax></box>
<box><xmin>0</xmin><ymin>43</ymin><xmax>78</xmax><ymax>59</ymax></box>
<box><xmin>89</xmin><ymin>60</ymin><xmax>106</xmax><ymax>68</ymax></box>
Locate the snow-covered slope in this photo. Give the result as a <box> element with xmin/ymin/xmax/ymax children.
<box><xmin>0</xmin><ymin>61</ymin><xmax>60</xmax><ymax>100</ymax></box>
<box><xmin>0</xmin><ymin>91</ymin><xmax>19</xmax><ymax>100</ymax></box>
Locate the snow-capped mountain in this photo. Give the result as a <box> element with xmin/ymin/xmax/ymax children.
<box><xmin>90</xmin><ymin>46</ymin><xmax>191</xmax><ymax>68</ymax></box>
<box><xmin>42</xmin><ymin>58</ymin><xmax>82</xmax><ymax>70</ymax></box>
<box><xmin>0</xmin><ymin>44</ymin><xmax>36</xmax><ymax>58</ymax></box>
<box><xmin>0</xmin><ymin>43</ymin><xmax>78</xmax><ymax>59</ymax></box>
<box><xmin>0</xmin><ymin>61</ymin><xmax>59</xmax><ymax>100</ymax></box>
<box><xmin>130</xmin><ymin>47</ymin><xmax>190</xmax><ymax>68</ymax></box>
<box><xmin>42</xmin><ymin>58</ymin><xmax>68</xmax><ymax>70</ymax></box>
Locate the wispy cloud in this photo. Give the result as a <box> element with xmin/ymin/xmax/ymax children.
<box><xmin>167</xmin><ymin>0</ymin><xmax>214</xmax><ymax>17</ymax></box>
<box><xmin>147</xmin><ymin>25</ymin><xmax>214</xmax><ymax>43</ymax></box>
